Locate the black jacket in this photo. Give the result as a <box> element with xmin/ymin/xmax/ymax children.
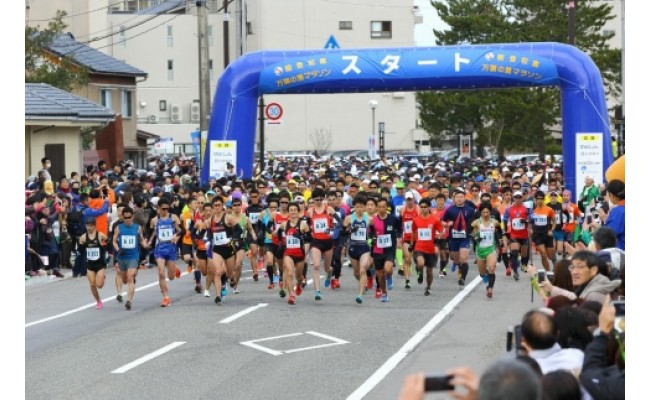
<box><xmin>580</xmin><ymin>334</ymin><xmax>625</xmax><ymax>400</ymax></box>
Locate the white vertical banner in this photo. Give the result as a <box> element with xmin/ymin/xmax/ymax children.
<box><xmin>575</xmin><ymin>132</ymin><xmax>603</xmax><ymax>197</ymax></box>
<box><xmin>459</xmin><ymin>135</ymin><xmax>472</xmax><ymax>158</ymax></box>
<box><xmin>209</xmin><ymin>140</ymin><xmax>237</xmax><ymax>179</ymax></box>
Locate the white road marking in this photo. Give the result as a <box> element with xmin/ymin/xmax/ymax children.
<box><xmin>346</xmin><ymin>276</ymin><xmax>482</xmax><ymax>400</ymax></box>
<box><xmin>111</xmin><ymin>342</ymin><xmax>186</xmax><ymax>373</ymax></box>
<box><xmin>241</xmin><ymin>331</ymin><xmax>349</xmax><ymax>356</ymax></box>
<box><xmin>219</xmin><ymin>303</ymin><xmax>268</xmax><ymax>324</ymax></box>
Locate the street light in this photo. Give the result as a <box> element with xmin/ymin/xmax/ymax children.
<box><xmin>369</xmin><ymin>100</ymin><xmax>378</xmax><ymax>158</ymax></box>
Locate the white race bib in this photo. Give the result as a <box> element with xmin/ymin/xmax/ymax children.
<box><xmin>478</xmin><ymin>227</ymin><xmax>494</xmax><ymax>247</ymax></box>
<box><xmin>158</xmin><ymin>227</ymin><xmax>174</xmax><ymax>241</ymax></box>
<box><xmin>395</xmin><ymin>205</ymin><xmax>404</xmax><ymax>217</ymax></box>
<box><xmin>403</xmin><ymin>220</ymin><xmax>413</xmax><ymax>234</ymax></box>
<box><xmin>121</xmin><ymin>235</ymin><xmax>136</xmax><ymax>249</ymax></box>
<box><xmin>286</xmin><ymin>235</ymin><xmax>301</xmax><ymax>249</ymax></box>
<box><xmin>451</xmin><ymin>229</ymin><xmax>466</xmax><ymax>239</ymax></box>
<box><xmin>86</xmin><ymin>247</ymin><xmax>100</xmax><ymax>261</ymax></box>
<box><xmin>512</xmin><ymin>218</ymin><xmax>525</xmax><ymax>230</ymax></box>
<box><xmin>314</xmin><ymin>218</ymin><xmax>328</xmax><ymax>233</ymax></box>
<box><xmin>249</xmin><ymin>213</ymin><xmax>260</xmax><ymax>224</ymax></box>
<box><xmin>350</xmin><ymin>227</ymin><xmax>367</xmax><ymax>241</ymax></box>
<box><xmin>213</xmin><ymin>231</ymin><xmax>229</xmax><ymax>245</ymax></box>
<box><xmin>533</xmin><ymin>215</ymin><xmax>548</xmax><ymax>226</ymax></box>
<box><xmin>418</xmin><ymin>228</ymin><xmax>432</xmax><ymax>241</ymax></box>
<box><xmin>377</xmin><ymin>234</ymin><xmax>392</xmax><ymax>248</ymax></box>
<box><xmin>554</xmin><ymin>213</ymin><xmax>562</xmax><ymax>224</ymax></box>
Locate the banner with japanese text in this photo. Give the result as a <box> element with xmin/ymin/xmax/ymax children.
<box><xmin>575</xmin><ymin>133</ymin><xmax>603</xmax><ymax>197</ymax></box>
<box><xmin>209</xmin><ymin>140</ymin><xmax>237</xmax><ymax>179</ymax></box>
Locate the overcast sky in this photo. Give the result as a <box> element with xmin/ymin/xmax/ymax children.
<box><xmin>414</xmin><ymin>0</ymin><xmax>448</xmax><ymax>46</ymax></box>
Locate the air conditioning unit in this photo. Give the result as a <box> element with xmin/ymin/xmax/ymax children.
<box><xmin>392</xmin><ymin>92</ymin><xmax>405</xmax><ymax>99</ymax></box>
<box><xmin>148</xmin><ymin>114</ymin><xmax>159</xmax><ymax>123</ymax></box>
<box><xmin>190</xmin><ymin>103</ymin><xmax>200</xmax><ymax>122</ymax></box>
<box><xmin>170</xmin><ymin>103</ymin><xmax>182</xmax><ymax>123</ymax></box>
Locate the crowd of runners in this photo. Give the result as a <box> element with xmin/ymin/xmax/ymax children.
<box><xmin>25</xmin><ymin>153</ymin><xmax>624</xmax><ymax>309</ymax></box>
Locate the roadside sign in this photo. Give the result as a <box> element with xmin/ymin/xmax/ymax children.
<box><xmin>265</xmin><ymin>102</ymin><xmax>283</xmax><ymax>125</ymax></box>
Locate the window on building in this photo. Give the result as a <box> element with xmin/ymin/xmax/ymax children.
<box><xmin>339</xmin><ymin>21</ymin><xmax>353</xmax><ymax>30</ymax></box>
<box><xmin>247</xmin><ymin>21</ymin><xmax>253</xmax><ymax>35</ymax></box>
<box><xmin>209</xmin><ymin>59</ymin><xmax>214</xmax><ymax>80</ymax></box>
<box><xmin>119</xmin><ymin>26</ymin><xmax>126</xmax><ymax>47</ymax></box>
<box><xmin>167</xmin><ymin>59</ymin><xmax>174</xmax><ymax>81</ymax></box>
<box><xmin>207</xmin><ymin>25</ymin><xmax>213</xmax><ymax>46</ymax></box>
<box><xmin>148</xmin><ymin>0</ymin><xmax>161</xmax><ymax>6</ymax></box>
<box><xmin>371</xmin><ymin>21</ymin><xmax>392</xmax><ymax>38</ymax></box>
<box><xmin>126</xmin><ymin>0</ymin><xmax>137</xmax><ymax>11</ymax></box>
<box><xmin>121</xmin><ymin>90</ymin><xmax>133</xmax><ymax>118</ymax></box>
<box><xmin>100</xmin><ymin>89</ymin><xmax>112</xmax><ymax>110</ymax></box>
<box><xmin>603</xmin><ymin>29</ymin><xmax>615</xmax><ymax>37</ymax></box>
<box><xmin>167</xmin><ymin>25</ymin><xmax>173</xmax><ymax>47</ymax></box>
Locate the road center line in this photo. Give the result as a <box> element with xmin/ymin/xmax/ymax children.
<box><xmin>219</xmin><ymin>303</ymin><xmax>268</xmax><ymax>324</ymax></box>
<box><xmin>346</xmin><ymin>276</ymin><xmax>482</xmax><ymax>400</ymax></box>
<box><xmin>111</xmin><ymin>342</ymin><xmax>186</xmax><ymax>374</ymax></box>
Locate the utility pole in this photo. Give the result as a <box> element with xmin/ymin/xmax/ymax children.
<box><xmin>223</xmin><ymin>0</ymin><xmax>230</xmax><ymax>68</ymax></box>
<box><xmin>568</xmin><ymin>0</ymin><xmax>575</xmax><ymax>45</ymax></box>
<box><xmin>259</xmin><ymin>96</ymin><xmax>265</xmax><ymax>172</ymax></box>
<box><xmin>197</xmin><ymin>0</ymin><xmax>211</xmax><ymax>177</ymax></box>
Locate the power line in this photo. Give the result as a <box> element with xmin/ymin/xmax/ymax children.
<box><xmin>28</xmin><ymin>1</ymin><xmax>125</xmax><ymax>22</ymax></box>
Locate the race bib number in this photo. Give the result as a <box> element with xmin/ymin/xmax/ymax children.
<box><xmin>554</xmin><ymin>213</ymin><xmax>562</xmax><ymax>224</ymax></box>
<box><xmin>86</xmin><ymin>247</ymin><xmax>100</xmax><ymax>261</ymax></box>
<box><xmin>350</xmin><ymin>227</ymin><xmax>366</xmax><ymax>241</ymax></box>
<box><xmin>451</xmin><ymin>229</ymin><xmax>466</xmax><ymax>239</ymax></box>
<box><xmin>395</xmin><ymin>205</ymin><xmax>404</xmax><ymax>217</ymax></box>
<box><xmin>121</xmin><ymin>235</ymin><xmax>136</xmax><ymax>249</ymax></box>
<box><xmin>249</xmin><ymin>213</ymin><xmax>260</xmax><ymax>224</ymax></box>
<box><xmin>533</xmin><ymin>215</ymin><xmax>547</xmax><ymax>226</ymax></box>
<box><xmin>314</xmin><ymin>218</ymin><xmax>328</xmax><ymax>233</ymax></box>
<box><xmin>403</xmin><ymin>221</ymin><xmax>413</xmax><ymax>234</ymax></box>
<box><xmin>479</xmin><ymin>228</ymin><xmax>494</xmax><ymax>247</ymax></box>
<box><xmin>158</xmin><ymin>227</ymin><xmax>174</xmax><ymax>241</ymax></box>
<box><xmin>377</xmin><ymin>234</ymin><xmax>392</xmax><ymax>248</ymax></box>
<box><xmin>418</xmin><ymin>228</ymin><xmax>432</xmax><ymax>241</ymax></box>
<box><xmin>512</xmin><ymin>218</ymin><xmax>525</xmax><ymax>230</ymax></box>
<box><xmin>213</xmin><ymin>231</ymin><xmax>229</xmax><ymax>246</ymax></box>
<box><xmin>286</xmin><ymin>235</ymin><xmax>301</xmax><ymax>249</ymax></box>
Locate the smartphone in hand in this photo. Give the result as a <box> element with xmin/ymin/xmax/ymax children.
<box><xmin>424</xmin><ymin>375</ymin><xmax>454</xmax><ymax>391</ymax></box>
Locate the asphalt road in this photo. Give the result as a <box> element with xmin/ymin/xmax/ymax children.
<box><xmin>26</xmin><ymin>255</ymin><xmax>543</xmax><ymax>400</ymax></box>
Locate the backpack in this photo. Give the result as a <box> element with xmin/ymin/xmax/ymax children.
<box><xmin>67</xmin><ymin>206</ymin><xmax>87</xmax><ymax>236</ymax></box>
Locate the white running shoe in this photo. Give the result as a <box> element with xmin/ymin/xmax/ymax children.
<box><xmin>203</xmin><ymin>290</ymin><xmax>210</xmax><ymax>297</ymax></box>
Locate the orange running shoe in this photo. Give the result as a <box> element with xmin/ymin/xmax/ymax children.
<box><xmin>161</xmin><ymin>297</ymin><xmax>171</xmax><ymax>307</ymax></box>
<box><xmin>175</xmin><ymin>268</ymin><xmax>181</xmax><ymax>279</ymax></box>
<box><xmin>288</xmin><ymin>295</ymin><xmax>296</xmax><ymax>305</ymax></box>
<box><xmin>295</xmin><ymin>284</ymin><xmax>302</xmax><ymax>296</ymax></box>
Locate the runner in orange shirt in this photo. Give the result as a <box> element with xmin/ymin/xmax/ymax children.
<box><xmin>530</xmin><ymin>190</ymin><xmax>556</xmax><ymax>272</ymax></box>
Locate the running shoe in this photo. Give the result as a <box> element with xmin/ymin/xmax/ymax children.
<box><xmin>116</xmin><ymin>294</ymin><xmax>123</xmax><ymax>303</ymax></box>
<box><xmin>221</xmin><ymin>287</ymin><xmax>228</xmax><ymax>297</ymax></box>
<box><xmin>366</xmin><ymin>277</ymin><xmax>373</xmax><ymax>290</ymax></box>
<box><xmin>355</xmin><ymin>295</ymin><xmax>363</xmax><ymax>304</ymax></box>
<box><xmin>96</xmin><ymin>301</ymin><xmax>104</xmax><ymax>310</ymax></box>
<box><xmin>233</xmin><ymin>288</ymin><xmax>240</xmax><ymax>294</ymax></box>
<box><xmin>273</xmin><ymin>274</ymin><xmax>280</xmax><ymax>284</ymax></box>
<box><xmin>324</xmin><ymin>272</ymin><xmax>332</xmax><ymax>288</ymax></box>
<box><xmin>438</xmin><ymin>270</ymin><xmax>445</xmax><ymax>278</ymax></box>
<box><xmin>288</xmin><ymin>295</ymin><xmax>296</xmax><ymax>305</ymax></box>
<box><xmin>315</xmin><ymin>291</ymin><xmax>322</xmax><ymax>301</ymax></box>
<box><xmin>186</xmin><ymin>265</ymin><xmax>192</xmax><ymax>274</ymax></box>
<box><xmin>331</xmin><ymin>278</ymin><xmax>340</xmax><ymax>289</ymax></box>
<box><xmin>215</xmin><ymin>296</ymin><xmax>222</xmax><ymax>305</ymax></box>
<box><xmin>398</xmin><ymin>268</ymin><xmax>404</xmax><ymax>276</ymax></box>
<box><xmin>520</xmin><ymin>264</ymin><xmax>528</xmax><ymax>273</ymax></box>
<box><xmin>295</xmin><ymin>284</ymin><xmax>302</xmax><ymax>296</ymax></box>
<box><xmin>161</xmin><ymin>297</ymin><xmax>171</xmax><ymax>307</ymax></box>
<box><xmin>195</xmin><ymin>284</ymin><xmax>202</xmax><ymax>294</ymax></box>
<box><xmin>53</xmin><ymin>270</ymin><xmax>64</xmax><ymax>278</ymax></box>
<box><xmin>253</xmin><ymin>273</ymin><xmax>258</xmax><ymax>282</ymax></box>
<box><xmin>279</xmin><ymin>288</ymin><xmax>286</xmax><ymax>298</ymax></box>
<box><xmin>424</xmin><ymin>288</ymin><xmax>431</xmax><ymax>296</ymax></box>
<box><xmin>482</xmin><ymin>274</ymin><xmax>489</xmax><ymax>284</ymax></box>
<box><xmin>487</xmin><ymin>287</ymin><xmax>493</xmax><ymax>299</ymax></box>
<box><xmin>375</xmin><ymin>288</ymin><xmax>382</xmax><ymax>299</ymax></box>
<box><xmin>451</xmin><ymin>263</ymin><xmax>457</xmax><ymax>273</ymax></box>
<box><xmin>458</xmin><ymin>278</ymin><xmax>465</xmax><ymax>288</ymax></box>
<box><xmin>405</xmin><ymin>280</ymin><xmax>412</xmax><ymax>289</ymax></box>
<box><xmin>125</xmin><ymin>301</ymin><xmax>131</xmax><ymax>310</ymax></box>
<box><xmin>417</xmin><ymin>269</ymin><xmax>423</xmax><ymax>284</ymax></box>
<box><xmin>267</xmin><ymin>283</ymin><xmax>275</xmax><ymax>289</ymax></box>
<box><xmin>381</xmin><ymin>294</ymin><xmax>388</xmax><ymax>302</ymax></box>
<box><xmin>301</xmin><ymin>278</ymin><xmax>307</xmax><ymax>288</ymax></box>
<box><xmin>513</xmin><ymin>271</ymin><xmax>520</xmax><ymax>281</ymax></box>
<box><xmin>505</xmin><ymin>267</ymin><xmax>512</xmax><ymax>276</ymax></box>
<box><xmin>175</xmin><ymin>268</ymin><xmax>181</xmax><ymax>279</ymax></box>
<box><xmin>203</xmin><ymin>289</ymin><xmax>210</xmax><ymax>297</ymax></box>
<box><xmin>387</xmin><ymin>276</ymin><xmax>394</xmax><ymax>290</ymax></box>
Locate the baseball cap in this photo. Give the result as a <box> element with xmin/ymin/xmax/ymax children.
<box><xmin>512</xmin><ymin>172</ymin><xmax>522</xmax><ymax>178</ymax></box>
<box><xmin>288</xmin><ymin>179</ymin><xmax>297</xmax><ymax>185</ymax></box>
<box><xmin>395</xmin><ymin>181</ymin><xmax>405</xmax><ymax>189</ymax></box>
<box><xmin>413</xmin><ymin>174</ymin><xmax>421</xmax><ymax>180</ymax></box>
<box><xmin>85</xmin><ymin>217</ymin><xmax>96</xmax><ymax>225</ymax></box>
<box><xmin>513</xmin><ymin>190</ymin><xmax>524</xmax><ymax>197</ymax></box>
<box><xmin>405</xmin><ymin>192</ymin><xmax>415</xmax><ymax>199</ymax></box>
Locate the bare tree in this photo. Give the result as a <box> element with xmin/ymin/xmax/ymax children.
<box><xmin>309</xmin><ymin>127</ymin><xmax>333</xmax><ymax>154</ymax></box>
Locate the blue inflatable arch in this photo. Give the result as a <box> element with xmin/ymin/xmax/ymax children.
<box><xmin>202</xmin><ymin>42</ymin><xmax>614</xmax><ymax>198</ymax></box>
